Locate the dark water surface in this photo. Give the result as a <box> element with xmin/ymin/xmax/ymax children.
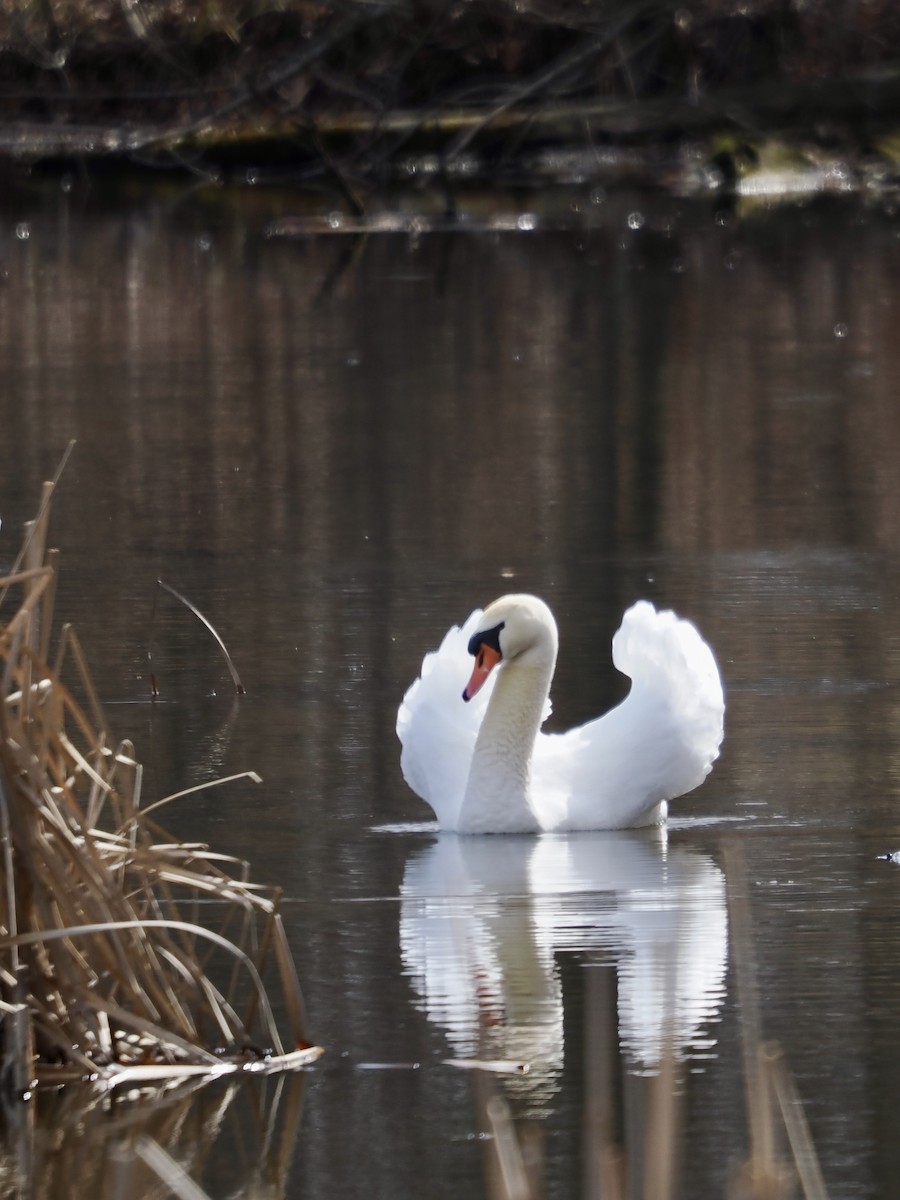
<box><xmin>3</xmin><ymin>180</ymin><xmax>900</xmax><ymax>1198</ymax></box>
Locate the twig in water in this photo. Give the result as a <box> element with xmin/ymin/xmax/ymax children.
<box><xmin>486</xmin><ymin>1093</ymin><xmax>533</xmax><ymax>1200</ymax></box>
<box><xmin>723</xmin><ymin>841</ymin><xmax>829</xmax><ymax>1200</ymax></box>
<box><xmin>150</xmin><ymin>578</ymin><xmax>245</xmax><ymax>696</ymax></box>
<box><xmin>134</xmin><ymin>1136</ymin><xmax>214</xmax><ymax>1200</ymax></box>
<box><xmin>766</xmin><ymin>1044</ymin><xmax>829</xmax><ymax>1200</ymax></box>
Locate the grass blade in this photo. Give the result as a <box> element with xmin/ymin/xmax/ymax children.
<box><xmin>153</xmin><ymin>579</ymin><xmax>246</xmax><ymax>695</ymax></box>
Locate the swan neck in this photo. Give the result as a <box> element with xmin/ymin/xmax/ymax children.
<box><xmin>457</xmin><ymin>656</ymin><xmax>554</xmax><ymax>834</ymax></box>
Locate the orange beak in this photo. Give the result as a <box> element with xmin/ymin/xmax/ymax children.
<box><xmin>463</xmin><ymin>644</ymin><xmax>501</xmax><ymax>702</ymax></box>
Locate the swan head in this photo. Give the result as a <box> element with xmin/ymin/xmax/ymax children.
<box><xmin>463</xmin><ymin>594</ymin><xmax>559</xmax><ymax>701</ymax></box>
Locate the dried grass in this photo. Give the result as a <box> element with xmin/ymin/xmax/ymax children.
<box><xmin>5</xmin><ymin>1066</ymin><xmax>308</xmax><ymax>1200</ymax></box>
<box><xmin>0</xmin><ymin>481</ymin><xmax>319</xmax><ymax>1096</ymax></box>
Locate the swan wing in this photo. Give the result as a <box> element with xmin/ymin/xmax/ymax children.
<box><xmin>532</xmin><ymin>601</ymin><xmax>724</xmax><ymax>831</ymax></box>
<box><xmin>397</xmin><ymin>609</ymin><xmax>491</xmax><ymax>828</ymax></box>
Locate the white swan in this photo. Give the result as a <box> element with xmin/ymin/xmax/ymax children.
<box><xmin>397</xmin><ymin>595</ymin><xmax>724</xmax><ymax>834</ymax></box>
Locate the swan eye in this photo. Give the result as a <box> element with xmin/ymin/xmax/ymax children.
<box><xmin>467</xmin><ymin>621</ymin><xmax>505</xmax><ymax>660</ymax></box>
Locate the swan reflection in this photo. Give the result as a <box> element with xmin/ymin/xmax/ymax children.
<box><xmin>400</xmin><ymin>830</ymin><xmax>727</xmax><ymax>1109</ymax></box>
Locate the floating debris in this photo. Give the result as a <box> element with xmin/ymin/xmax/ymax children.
<box><xmin>444</xmin><ymin>1059</ymin><xmax>530</xmax><ymax>1075</ymax></box>
<box><xmin>355</xmin><ymin>1061</ymin><xmax>421</xmax><ymax>1071</ymax></box>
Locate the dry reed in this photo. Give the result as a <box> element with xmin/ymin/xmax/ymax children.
<box><xmin>0</xmin><ymin>482</ymin><xmax>319</xmax><ymax>1097</ymax></box>
<box><xmin>4</xmin><ymin>1063</ymin><xmax>308</xmax><ymax>1199</ymax></box>
<box><xmin>723</xmin><ymin>842</ymin><xmax>828</xmax><ymax>1200</ymax></box>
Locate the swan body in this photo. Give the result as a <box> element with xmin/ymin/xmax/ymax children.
<box><xmin>397</xmin><ymin>595</ymin><xmax>724</xmax><ymax>834</ymax></box>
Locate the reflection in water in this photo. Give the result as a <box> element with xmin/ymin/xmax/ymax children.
<box><xmin>400</xmin><ymin>830</ymin><xmax>727</xmax><ymax>1116</ymax></box>
<box><xmin>0</xmin><ymin>1072</ymin><xmax>306</xmax><ymax>1200</ymax></box>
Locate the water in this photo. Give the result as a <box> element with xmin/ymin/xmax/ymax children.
<box><xmin>2</xmin><ymin>179</ymin><xmax>900</xmax><ymax>1197</ymax></box>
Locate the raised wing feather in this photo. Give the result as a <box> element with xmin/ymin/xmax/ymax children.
<box><xmin>532</xmin><ymin>602</ymin><xmax>724</xmax><ymax>831</ymax></box>
<box><xmin>397</xmin><ymin>609</ymin><xmax>492</xmax><ymax>829</ymax></box>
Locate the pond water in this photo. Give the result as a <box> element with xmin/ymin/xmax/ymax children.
<box><xmin>2</xmin><ymin>176</ymin><xmax>900</xmax><ymax>1198</ymax></box>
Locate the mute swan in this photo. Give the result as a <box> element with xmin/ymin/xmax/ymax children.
<box><xmin>397</xmin><ymin>595</ymin><xmax>724</xmax><ymax>834</ymax></box>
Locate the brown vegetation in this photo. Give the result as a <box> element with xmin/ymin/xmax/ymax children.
<box><xmin>0</xmin><ymin>476</ymin><xmax>319</xmax><ymax>1095</ymax></box>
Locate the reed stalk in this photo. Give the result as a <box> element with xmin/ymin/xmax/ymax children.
<box><xmin>0</xmin><ymin>486</ymin><xmax>319</xmax><ymax>1096</ymax></box>
<box><xmin>724</xmin><ymin>842</ymin><xmax>828</xmax><ymax>1200</ymax></box>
